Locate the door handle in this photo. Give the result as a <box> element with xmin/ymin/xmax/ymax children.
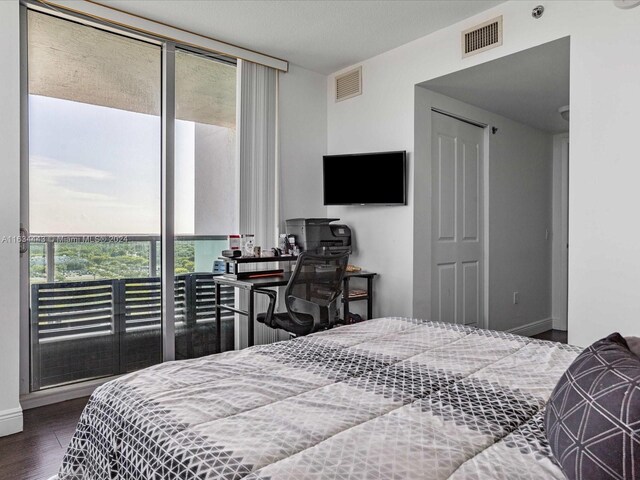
<box><xmin>19</xmin><ymin>226</ymin><xmax>28</xmax><ymax>256</ymax></box>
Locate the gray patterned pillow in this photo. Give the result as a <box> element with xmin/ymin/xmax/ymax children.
<box><xmin>626</xmin><ymin>336</ymin><xmax>640</xmax><ymax>357</ymax></box>
<box><xmin>544</xmin><ymin>333</ymin><xmax>640</xmax><ymax>479</ymax></box>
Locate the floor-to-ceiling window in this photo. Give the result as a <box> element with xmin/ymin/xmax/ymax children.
<box><xmin>24</xmin><ymin>10</ymin><xmax>237</xmax><ymax>391</ymax></box>
<box><xmin>174</xmin><ymin>49</ymin><xmax>238</xmax><ymax>359</ymax></box>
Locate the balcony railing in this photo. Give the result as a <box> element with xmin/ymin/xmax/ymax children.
<box><xmin>31</xmin><ymin>273</ymin><xmax>235</xmax><ymax>390</ymax></box>
<box><xmin>29</xmin><ymin>234</ymin><xmax>227</xmax><ymax>282</ymax></box>
<box><xmin>28</xmin><ymin>234</ymin><xmax>234</xmax><ymax>391</ymax></box>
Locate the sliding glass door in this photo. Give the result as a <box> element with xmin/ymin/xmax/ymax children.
<box><xmin>24</xmin><ymin>10</ymin><xmax>237</xmax><ymax>392</ymax></box>
<box><xmin>173</xmin><ymin>49</ymin><xmax>238</xmax><ymax>359</ymax></box>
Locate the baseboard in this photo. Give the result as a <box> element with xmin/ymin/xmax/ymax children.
<box><xmin>20</xmin><ymin>375</ymin><xmax>121</xmax><ymax>411</ymax></box>
<box><xmin>552</xmin><ymin>317</ymin><xmax>568</xmax><ymax>331</ymax></box>
<box><xmin>0</xmin><ymin>406</ymin><xmax>23</xmax><ymax>437</ymax></box>
<box><xmin>508</xmin><ymin>317</ymin><xmax>553</xmax><ymax>338</ymax></box>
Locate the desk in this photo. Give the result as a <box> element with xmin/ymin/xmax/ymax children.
<box><xmin>220</xmin><ymin>254</ymin><xmax>297</xmax><ymax>276</ymax></box>
<box><xmin>342</xmin><ymin>272</ymin><xmax>377</xmax><ymax>322</ymax></box>
<box><xmin>213</xmin><ymin>270</ymin><xmax>376</xmax><ymax>350</ymax></box>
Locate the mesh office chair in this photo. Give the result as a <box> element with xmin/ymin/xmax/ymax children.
<box><xmin>256</xmin><ymin>251</ymin><xmax>349</xmax><ymax>336</ymax></box>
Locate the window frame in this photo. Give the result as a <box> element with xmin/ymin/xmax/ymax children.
<box><xmin>19</xmin><ymin>3</ymin><xmax>237</xmax><ymax>397</ymax></box>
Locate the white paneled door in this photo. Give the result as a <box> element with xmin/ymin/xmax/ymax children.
<box><xmin>431</xmin><ymin>111</ymin><xmax>484</xmax><ymax>326</ymax></box>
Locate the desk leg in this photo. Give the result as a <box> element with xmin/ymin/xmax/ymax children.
<box><xmin>343</xmin><ymin>277</ymin><xmax>350</xmax><ymax>324</ymax></box>
<box><xmin>367</xmin><ymin>277</ymin><xmax>373</xmax><ymax>319</ymax></box>
<box><xmin>215</xmin><ymin>282</ymin><xmax>222</xmax><ymax>353</ymax></box>
<box><xmin>248</xmin><ymin>288</ymin><xmax>255</xmax><ymax>347</ymax></box>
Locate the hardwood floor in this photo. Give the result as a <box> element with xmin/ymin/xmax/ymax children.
<box><xmin>532</xmin><ymin>329</ymin><xmax>568</xmax><ymax>344</ymax></box>
<box><xmin>0</xmin><ymin>397</ymin><xmax>88</xmax><ymax>480</ymax></box>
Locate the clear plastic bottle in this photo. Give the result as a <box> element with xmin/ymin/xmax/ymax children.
<box><xmin>241</xmin><ymin>234</ymin><xmax>255</xmax><ymax>257</ymax></box>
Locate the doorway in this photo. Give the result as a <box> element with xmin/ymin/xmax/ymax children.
<box><xmin>414</xmin><ymin>36</ymin><xmax>570</xmax><ymax>338</ymax></box>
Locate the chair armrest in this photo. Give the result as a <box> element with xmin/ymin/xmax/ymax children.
<box><xmin>254</xmin><ymin>288</ymin><xmax>277</xmax><ymax>300</ymax></box>
<box><xmin>287</xmin><ymin>296</ymin><xmax>323</xmax><ymax>330</ymax></box>
<box><xmin>254</xmin><ymin>288</ymin><xmax>277</xmax><ymax>326</ymax></box>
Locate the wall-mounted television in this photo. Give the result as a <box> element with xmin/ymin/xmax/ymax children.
<box><xmin>323</xmin><ymin>151</ymin><xmax>407</xmax><ymax>206</ymax></box>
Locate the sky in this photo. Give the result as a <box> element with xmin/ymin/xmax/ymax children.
<box><xmin>29</xmin><ymin>95</ymin><xmax>196</xmax><ymax>235</ymax></box>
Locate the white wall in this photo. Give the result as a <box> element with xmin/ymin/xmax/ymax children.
<box><xmin>414</xmin><ymin>88</ymin><xmax>554</xmax><ymax>334</ymax></box>
<box><xmin>0</xmin><ymin>0</ymin><xmax>23</xmax><ymax>436</ymax></box>
<box><xmin>279</xmin><ymin>63</ymin><xmax>327</xmax><ymax>226</ymax></box>
<box><xmin>327</xmin><ymin>0</ymin><xmax>640</xmax><ymax>346</ymax></box>
<box><xmin>551</xmin><ymin>133</ymin><xmax>569</xmax><ymax>331</ymax></box>
<box><xmin>326</xmin><ymin>61</ymin><xmax>416</xmax><ymax>318</ymax></box>
<box><xmin>486</xmin><ymin>116</ymin><xmax>553</xmax><ymax>333</ymax></box>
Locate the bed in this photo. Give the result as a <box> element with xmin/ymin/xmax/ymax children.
<box><xmin>58</xmin><ymin>317</ymin><xmax>581</xmax><ymax>479</ymax></box>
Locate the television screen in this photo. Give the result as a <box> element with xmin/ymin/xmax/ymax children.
<box><xmin>323</xmin><ymin>151</ymin><xmax>406</xmax><ymax>205</ymax></box>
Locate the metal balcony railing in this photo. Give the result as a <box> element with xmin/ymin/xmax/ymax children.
<box><xmin>29</xmin><ymin>234</ymin><xmax>227</xmax><ymax>282</ymax></box>
<box><xmin>30</xmin><ymin>273</ymin><xmax>235</xmax><ymax>390</ymax></box>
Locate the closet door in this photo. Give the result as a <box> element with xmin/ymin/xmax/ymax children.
<box><xmin>431</xmin><ymin>111</ymin><xmax>484</xmax><ymax>327</ymax></box>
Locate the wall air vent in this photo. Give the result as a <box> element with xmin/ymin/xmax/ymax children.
<box><xmin>335</xmin><ymin>66</ymin><xmax>362</xmax><ymax>102</ymax></box>
<box><xmin>462</xmin><ymin>16</ymin><xmax>503</xmax><ymax>58</ymax></box>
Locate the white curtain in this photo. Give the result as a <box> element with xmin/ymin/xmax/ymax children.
<box><xmin>236</xmin><ymin>59</ymin><xmax>284</xmax><ymax>347</ymax></box>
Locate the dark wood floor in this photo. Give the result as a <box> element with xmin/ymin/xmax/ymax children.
<box><xmin>532</xmin><ymin>329</ymin><xmax>568</xmax><ymax>344</ymax></box>
<box><xmin>0</xmin><ymin>397</ymin><xmax>88</xmax><ymax>480</ymax></box>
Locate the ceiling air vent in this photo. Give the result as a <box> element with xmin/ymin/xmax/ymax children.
<box><xmin>462</xmin><ymin>16</ymin><xmax>503</xmax><ymax>58</ymax></box>
<box><xmin>335</xmin><ymin>66</ymin><xmax>362</xmax><ymax>102</ymax></box>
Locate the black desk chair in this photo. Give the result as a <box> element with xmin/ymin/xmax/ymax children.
<box><xmin>255</xmin><ymin>251</ymin><xmax>349</xmax><ymax>336</ymax></box>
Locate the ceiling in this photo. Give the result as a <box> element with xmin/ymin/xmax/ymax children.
<box><xmin>420</xmin><ymin>37</ymin><xmax>570</xmax><ymax>134</ymax></box>
<box><xmin>29</xmin><ymin>10</ymin><xmax>236</xmax><ymax>127</ymax></box>
<box><xmin>101</xmin><ymin>0</ymin><xmax>505</xmax><ymax>74</ymax></box>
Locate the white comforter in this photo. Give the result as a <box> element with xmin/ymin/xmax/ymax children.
<box><xmin>59</xmin><ymin>317</ymin><xmax>581</xmax><ymax>479</ymax></box>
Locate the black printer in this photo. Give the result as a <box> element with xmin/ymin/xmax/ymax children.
<box><xmin>285</xmin><ymin>218</ymin><xmax>352</xmax><ymax>254</ymax></box>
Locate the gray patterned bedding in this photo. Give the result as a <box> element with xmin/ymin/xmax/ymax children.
<box><xmin>59</xmin><ymin>317</ymin><xmax>582</xmax><ymax>480</ymax></box>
